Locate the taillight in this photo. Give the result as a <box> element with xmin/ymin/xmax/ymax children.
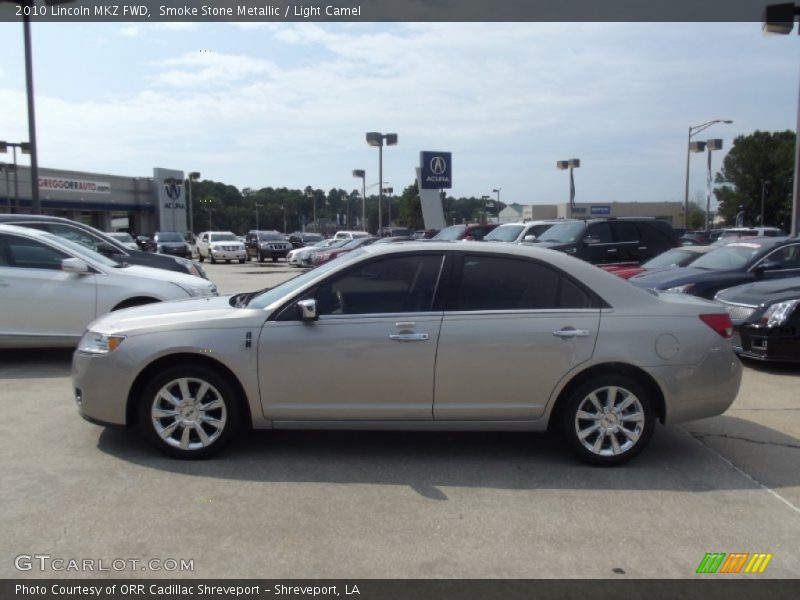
<box><xmin>699</xmin><ymin>314</ymin><xmax>734</xmax><ymax>339</ymax></box>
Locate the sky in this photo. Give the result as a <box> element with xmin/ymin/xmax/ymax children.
<box><xmin>0</xmin><ymin>20</ymin><xmax>797</xmax><ymax>207</ymax></box>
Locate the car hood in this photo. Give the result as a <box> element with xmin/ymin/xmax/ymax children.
<box><xmin>88</xmin><ymin>295</ymin><xmax>265</xmax><ymax>336</ymax></box>
<box><xmin>157</xmin><ymin>241</ymin><xmax>187</xmax><ymax>247</ymax></box>
<box><xmin>716</xmin><ymin>277</ymin><xmax>800</xmax><ymax>307</ymax></box>
<box><xmin>629</xmin><ymin>267</ymin><xmax>739</xmax><ymax>289</ymax></box>
<box><xmin>115</xmin><ymin>264</ymin><xmax>214</xmax><ymax>290</ymax></box>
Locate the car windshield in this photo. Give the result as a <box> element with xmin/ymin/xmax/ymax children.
<box><xmin>538</xmin><ymin>222</ymin><xmax>586</xmax><ymax>243</ymax></box>
<box><xmin>485</xmin><ymin>225</ymin><xmax>525</xmax><ymax>242</ymax></box>
<box><xmin>258</xmin><ymin>233</ymin><xmax>284</xmax><ymax>241</ymax></box>
<box><xmin>39</xmin><ymin>231</ymin><xmax>120</xmax><ymax>268</ymax></box>
<box><xmin>157</xmin><ymin>232</ymin><xmax>183</xmax><ymax>242</ymax></box>
<box><xmin>642</xmin><ymin>248</ymin><xmax>700</xmax><ymax>269</ymax></box>
<box><xmin>109</xmin><ymin>232</ymin><xmax>135</xmax><ymax>243</ymax></box>
<box><xmin>210</xmin><ymin>233</ymin><xmax>237</xmax><ymax>242</ymax></box>
<box><xmin>433</xmin><ymin>225</ymin><xmax>466</xmax><ymax>241</ymax></box>
<box><xmin>248</xmin><ymin>248</ymin><xmax>369</xmax><ymax>309</ymax></box>
<box><xmin>690</xmin><ymin>243</ymin><xmax>766</xmax><ymax>271</ymax></box>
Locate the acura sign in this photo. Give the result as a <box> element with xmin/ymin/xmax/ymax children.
<box><xmin>420</xmin><ymin>151</ymin><xmax>452</xmax><ymax>189</ymax></box>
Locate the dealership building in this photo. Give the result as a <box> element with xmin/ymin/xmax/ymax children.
<box><xmin>0</xmin><ymin>164</ymin><xmax>189</xmax><ymax>235</ymax></box>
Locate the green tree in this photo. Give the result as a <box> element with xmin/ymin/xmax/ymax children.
<box><xmin>397</xmin><ymin>181</ymin><xmax>423</xmax><ymax>230</ymax></box>
<box><xmin>714</xmin><ymin>130</ymin><xmax>794</xmax><ymax>228</ymax></box>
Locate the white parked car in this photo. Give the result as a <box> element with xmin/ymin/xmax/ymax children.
<box><xmin>484</xmin><ymin>220</ymin><xmax>560</xmax><ymax>243</ymax></box>
<box><xmin>0</xmin><ymin>224</ymin><xmax>218</xmax><ymax>348</ymax></box>
<box><xmin>287</xmin><ymin>239</ymin><xmax>337</xmax><ymax>267</ymax></box>
<box><xmin>196</xmin><ymin>231</ymin><xmax>246</xmax><ymax>263</ymax></box>
<box><xmin>333</xmin><ymin>230</ymin><xmax>371</xmax><ymax>241</ymax></box>
<box><xmin>105</xmin><ymin>231</ymin><xmax>139</xmax><ymax>251</ymax></box>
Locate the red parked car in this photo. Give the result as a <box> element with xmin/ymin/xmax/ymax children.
<box><xmin>601</xmin><ymin>245</ymin><xmax>715</xmax><ymax>279</ymax></box>
<box><xmin>312</xmin><ymin>237</ymin><xmax>378</xmax><ymax>266</ymax></box>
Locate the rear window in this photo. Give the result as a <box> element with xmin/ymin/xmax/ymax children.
<box><xmin>433</xmin><ymin>225</ymin><xmax>467</xmax><ymax>241</ymax></box>
<box><xmin>485</xmin><ymin>225</ymin><xmax>524</xmax><ymax>242</ymax></box>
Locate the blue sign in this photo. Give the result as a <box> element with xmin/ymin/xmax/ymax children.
<box><xmin>590</xmin><ymin>205</ymin><xmax>611</xmax><ymax>216</ymax></box>
<box><xmin>420</xmin><ymin>151</ymin><xmax>452</xmax><ymax>189</ymax></box>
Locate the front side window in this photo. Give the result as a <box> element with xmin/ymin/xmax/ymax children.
<box><xmin>452</xmin><ymin>255</ymin><xmax>595</xmax><ymax>311</ymax></box>
<box><xmin>760</xmin><ymin>244</ymin><xmax>800</xmax><ymax>269</ymax></box>
<box><xmin>312</xmin><ymin>255</ymin><xmax>443</xmax><ymax>316</ymax></box>
<box><xmin>0</xmin><ymin>234</ymin><xmax>68</xmax><ymax>270</ymax></box>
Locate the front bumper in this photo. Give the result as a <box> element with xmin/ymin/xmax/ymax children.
<box><xmin>733</xmin><ymin>326</ymin><xmax>800</xmax><ymax>363</ymax></box>
<box><xmin>210</xmin><ymin>248</ymin><xmax>246</xmax><ymax>260</ymax></box>
<box><xmin>73</xmin><ymin>349</ymin><xmax>138</xmax><ymax>426</ymax></box>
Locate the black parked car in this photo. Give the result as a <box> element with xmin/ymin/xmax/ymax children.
<box><xmin>245</xmin><ymin>230</ymin><xmax>293</xmax><ymax>262</ymax></box>
<box><xmin>529</xmin><ymin>218</ymin><xmax>679</xmax><ymax>265</ymax></box>
<box><xmin>0</xmin><ymin>214</ymin><xmax>207</xmax><ymax>279</ymax></box>
<box><xmin>288</xmin><ymin>232</ymin><xmax>324</xmax><ymax>249</ymax></box>
<box><xmin>629</xmin><ymin>237</ymin><xmax>800</xmax><ymax>299</ymax></box>
<box><xmin>153</xmin><ymin>231</ymin><xmax>192</xmax><ymax>259</ymax></box>
<box><xmin>715</xmin><ymin>277</ymin><xmax>800</xmax><ymax>362</ymax></box>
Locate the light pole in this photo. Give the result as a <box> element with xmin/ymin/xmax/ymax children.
<box><xmin>0</xmin><ymin>141</ymin><xmax>29</xmax><ymax>212</ymax></box>
<box><xmin>305</xmin><ymin>187</ymin><xmax>317</xmax><ymax>232</ymax></box>
<box><xmin>200</xmin><ymin>197</ymin><xmax>215</xmax><ymax>230</ymax></box>
<box><xmin>683</xmin><ymin>119</ymin><xmax>733</xmax><ymax>229</ymax></box>
<box><xmin>366</xmin><ymin>132</ymin><xmax>398</xmax><ymax>232</ymax></box>
<box><xmin>556</xmin><ymin>159</ymin><xmax>580</xmax><ymax>219</ymax></box>
<box><xmin>352</xmin><ymin>170</ymin><xmax>366</xmax><ymax>230</ymax></box>
<box><xmin>187</xmin><ymin>171</ymin><xmax>200</xmax><ymax>234</ymax></box>
<box><xmin>382</xmin><ymin>186</ymin><xmax>394</xmax><ymax>226</ymax></box>
<box><xmin>481</xmin><ymin>195</ymin><xmax>491</xmax><ymax>224</ymax></box>
<box><xmin>761</xmin><ymin>180</ymin><xmax>771</xmax><ymax>226</ymax></box>
<box><xmin>763</xmin><ymin>3</ymin><xmax>800</xmax><ymax>236</ymax></box>
<box><xmin>492</xmin><ymin>188</ymin><xmax>501</xmax><ymax>222</ymax></box>
<box><xmin>255</xmin><ymin>202</ymin><xmax>262</xmax><ymax>231</ymax></box>
<box><xmin>701</xmin><ymin>139</ymin><xmax>724</xmax><ymax>230</ymax></box>
<box><xmin>0</xmin><ymin>163</ymin><xmax>14</xmax><ymax>212</ymax></box>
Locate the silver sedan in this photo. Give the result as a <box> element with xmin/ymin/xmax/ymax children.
<box><xmin>73</xmin><ymin>242</ymin><xmax>742</xmax><ymax>465</ymax></box>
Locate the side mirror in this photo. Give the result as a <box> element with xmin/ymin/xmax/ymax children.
<box><xmin>62</xmin><ymin>258</ymin><xmax>90</xmax><ymax>274</ymax></box>
<box><xmin>583</xmin><ymin>235</ymin><xmax>600</xmax><ymax>245</ymax></box>
<box><xmin>297</xmin><ymin>299</ymin><xmax>318</xmax><ymax>321</ymax></box>
<box><xmin>522</xmin><ymin>235</ymin><xmax>537</xmax><ymax>242</ymax></box>
<box><xmin>755</xmin><ymin>260</ymin><xmax>782</xmax><ymax>275</ymax></box>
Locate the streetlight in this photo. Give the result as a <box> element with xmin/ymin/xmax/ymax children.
<box><xmin>481</xmin><ymin>195</ymin><xmax>492</xmax><ymax>224</ymax></box>
<box><xmin>366</xmin><ymin>132</ymin><xmax>398</xmax><ymax>232</ymax></box>
<box><xmin>0</xmin><ymin>163</ymin><xmax>15</xmax><ymax>212</ymax></box>
<box><xmin>492</xmin><ymin>188</ymin><xmax>501</xmax><ymax>222</ymax></box>
<box><xmin>200</xmin><ymin>197</ymin><xmax>215</xmax><ymax>230</ymax></box>
<box><xmin>352</xmin><ymin>169</ymin><xmax>366</xmax><ymax>230</ymax></box>
<box><xmin>556</xmin><ymin>159</ymin><xmax>580</xmax><ymax>218</ymax></box>
<box><xmin>683</xmin><ymin>119</ymin><xmax>733</xmax><ymax>229</ymax></box>
<box><xmin>693</xmin><ymin>138</ymin><xmax>724</xmax><ymax>230</ymax></box>
<box><xmin>382</xmin><ymin>186</ymin><xmax>394</xmax><ymax>225</ymax></box>
<box><xmin>763</xmin><ymin>3</ymin><xmax>800</xmax><ymax>236</ymax></box>
<box><xmin>761</xmin><ymin>180</ymin><xmax>771</xmax><ymax>226</ymax></box>
<box><xmin>0</xmin><ymin>141</ymin><xmax>29</xmax><ymax>212</ymax></box>
<box><xmin>187</xmin><ymin>171</ymin><xmax>200</xmax><ymax>234</ymax></box>
<box><xmin>305</xmin><ymin>186</ymin><xmax>317</xmax><ymax>232</ymax></box>
<box><xmin>255</xmin><ymin>202</ymin><xmax>262</xmax><ymax>231</ymax></box>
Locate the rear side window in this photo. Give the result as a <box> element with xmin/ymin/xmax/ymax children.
<box><xmin>452</xmin><ymin>255</ymin><xmax>597</xmax><ymax>311</ymax></box>
<box><xmin>585</xmin><ymin>223</ymin><xmax>613</xmax><ymax>243</ymax></box>
<box><xmin>611</xmin><ymin>222</ymin><xmax>639</xmax><ymax>242</ymax></box>
<box><xmin>637</xmin><ymin>223</ymin><xmax>675</xmax><ymax>254</ymax></box>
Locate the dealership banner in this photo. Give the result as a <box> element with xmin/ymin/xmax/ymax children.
<box><xmin>39</xmin><ymin>177</ymin><xmax>111</xmax><ymax>194</ymax></box>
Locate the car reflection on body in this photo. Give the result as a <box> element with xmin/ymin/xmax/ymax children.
<box><xmin>602</xmin><ymin>245</ymin><xmax>715</xmax><ymax>280</ymax></box>
<box><xmin>0</xmin><ymin>224</ymin><xmax>218</xmax><ymax>348</ymax></box>
<box><xmin>286</xmin><ymin>239</ymin><xmax>337</xmax><ymax>267</ymax></box>
<box><xmin>73</xmin><ymin>242</ymin><xmax>741</xmax><ymax>465</ymax></box>
<box><xmin>715</xmin><ymin>276</ymin><xmax>800</xmax><ymax>363</ymax></box>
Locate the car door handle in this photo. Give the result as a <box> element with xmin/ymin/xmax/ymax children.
<box><xmin>606</xmin><ymin>248</ymin><xmax>618</xmax><ymax>253</ymax></box>
<box><xmin>553</xmin><ymin>328</ymin><xmax>590</xmax><ymax>338</ymax></box>
<box><xmin>389</xmin><ymin>333</ymin><xmax>430</xmax><ymax>342</ymax></box>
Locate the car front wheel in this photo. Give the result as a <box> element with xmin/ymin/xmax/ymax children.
<box><xmin>560</xmin><ymin>375</ymin><xmax>654</xmax><ymax>466</ymax></box>
<box><xmin>139</xmin><ymin>366</ymin><xmax>241</xmax><ymax>459</ymax></box>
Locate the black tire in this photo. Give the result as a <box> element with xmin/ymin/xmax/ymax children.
<box><xmin>259</xmin><ymin>253</ymin><xmax>265</xmax><ymax>263</ymax></box>
<box><xmin>210</xmin><ymin>255</ymin><xmax>217</xmax><ymax>264</ymax></box>
<box><xmin>238</xmin><ymin>258</ymin><xmax>245</xmax><ymax>264</ymax></box>
<box><xmin>271</xmin><ymin>257</ymin><xmax>278</xmax><ymax>262</ymax></box>
<box><xmin>198</xmin><ymin>254</ymin><xmax>205</xmax><ymax>263</ymax></box>
<box><xmin>559</xmin><ymin>374</ymin><xmax>655</xmax><ymax>466</ymax></box>
<box><xmin>139</xmin><ymin>365</ymin><xmax>242</xmax><ymax>459</ymax></box>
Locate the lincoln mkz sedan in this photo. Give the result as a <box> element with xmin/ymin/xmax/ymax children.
<box><xmin>73</xmin><ymin>242</ymin><xmax>742</xmax><ymax>465</ymax></box>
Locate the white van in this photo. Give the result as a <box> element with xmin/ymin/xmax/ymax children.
<box><xmin>333</xmin><ymin>230</ymin><xmax>371</xmax><ymax>241</ymax></box>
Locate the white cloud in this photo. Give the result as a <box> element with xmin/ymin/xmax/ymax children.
<box><xmin>120</xmin><ymin>26</ymin><xmax>140</xmax><ymax>37</ymax></box>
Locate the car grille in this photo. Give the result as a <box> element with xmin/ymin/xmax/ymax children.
<box><xmin>267</xmin><ymin>244</ymin><xmax>289</xmax><ymax>250</ymax></box>
<box><xmin>220</xmin><ymin>245</ymin><xmax>239</xmax><ymax>251</ymax></box>
<box><xmin>720</xmin><ymin>303</ymin><xmax>756</xmax><ymax>323</ymax></box>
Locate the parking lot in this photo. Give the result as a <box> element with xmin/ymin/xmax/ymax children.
<box><xmin>2</xmin><ymin>260</ymin><xmax>800</xmax><ymax>579</ymax></box>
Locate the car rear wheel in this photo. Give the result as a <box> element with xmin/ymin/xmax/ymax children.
<box><xmin>560</xmin><ymin>375</ymin><xmax>654</xmax><ymax>466</ymax></box>
<box><xmin>139</xmin><ymin>366</ymin><xmax>241</xmax><ymax>459</ymax></box>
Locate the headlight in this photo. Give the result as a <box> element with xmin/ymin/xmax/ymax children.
<box><xmin>78</xmin><ymin>331</ymin><xmax>126</xmax><ymax>355</ymax></box>
<box><xmin>757</xmin><ymin>299</ymin><xmax>800</xmax><ymax>328</ymax></box>
<box><xmin>173</xmin><ymin>282</ymin><xmax>218</xmax><ymax>298</ymax></box>
<box><xmin>665</xmin><ymin>284</ymin><xmax>694</xmax><ymax>294</ymax></box>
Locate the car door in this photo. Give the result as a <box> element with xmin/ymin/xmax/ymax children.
<box><xmin>434</xmin><ymin>254</ymin><xmax>601</xmax><ymax>421</ymax></box>
<box><xmin>580</xmin><ymin>222</ymin><xmax>615</xmax><ymax>263</ymax></box>
<box><xmin>609</xmin><ymin>221</ymin><xmax>640</xmax><ymax>263</ymax></box>
<box><xmin>0</xmin><ymin>233</ymin><xmax>96</xmax><ymax>342</ymax></box>
<box><xmin>258</xmin><ymin>253</ymin><xmax>446</xmax><ymax>420</ymax></box>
